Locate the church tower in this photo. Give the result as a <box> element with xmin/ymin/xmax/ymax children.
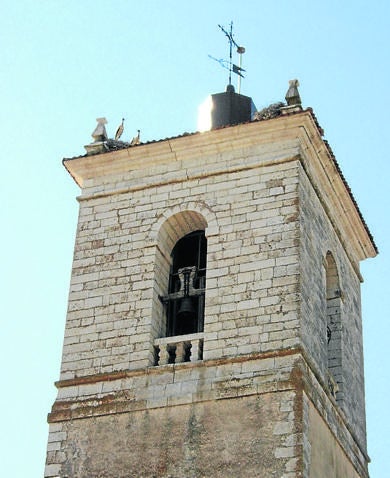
<box><xmin>44</xmin><ymin>82</ymin><xmax>376</xmax><ymax>478</ymax></box>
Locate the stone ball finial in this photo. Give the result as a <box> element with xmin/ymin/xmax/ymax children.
<box><xmin>285</xmin><ymin>79</ymin><xmax>302</xmax><ymax>106</ymax></box>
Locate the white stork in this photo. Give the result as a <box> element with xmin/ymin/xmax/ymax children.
<box><xmin>130</xmin><ymin>129</ymin><xmax>141</xmax><ymax>146</ymax></box>
<box><xmin>115</xmin><ymin>118</ymin><xmax>125</xmax><ymax>140</ymax></box>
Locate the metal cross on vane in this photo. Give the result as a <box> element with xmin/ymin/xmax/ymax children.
<box><xmin>216</xmin><ymin>21</ymin><xmax>246</xmax><ymax>93</ymax></box>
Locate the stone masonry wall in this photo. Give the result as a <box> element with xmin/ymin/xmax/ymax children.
<box><xmin>60</xmin><ymin>141</ymin><xmax>302</xmax><ymax>381</ymax></box>
<box><xmin>298</xmin><ymin>163</ymin><xmax>367</xmax><ymax>452</ymax></box>
<box><xmin>50</xmin><ymin>116</ymin><xmax>372</xmax><ymax>477</ymax></box>
<box><xmin>46</xmin><ymin>352</ymin><xmax>302</xmax><ymax>478</ymax></box>
<box><xmin>47</xmin><ymin>391</ymin><xmax>296</xmax><ymax>478</ymax></box>
<box><xmin>46</xmin><ymin>351</ymin><xmax>368</xmax><ymax>477</ymax></box>
<box><xmin>307</xmin><ymin>398</ymin><xmax>363</xmax><ymax>478</ymax></box>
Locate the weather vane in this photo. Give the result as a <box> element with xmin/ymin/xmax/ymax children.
<box><xmin>209</xmin><ymin>21</ymin><xmax>246</xmax><ymax>93</ymax></box>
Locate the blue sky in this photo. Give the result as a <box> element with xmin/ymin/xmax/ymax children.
<box><xmin>1</xmin><ymin>1</ymin><xmax>389</xmax><ymax>476</ymax></box>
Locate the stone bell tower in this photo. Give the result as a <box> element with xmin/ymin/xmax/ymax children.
<box><xmin>45</xmin><ymin>82</ymin><xmax>376</xmax><ymax>478</ymax></box>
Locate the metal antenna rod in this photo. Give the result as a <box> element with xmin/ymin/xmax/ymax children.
<box><xmin>228</xmin><ymin>21</ymin><xmax>233</xmax><ymax>85</ymax></box>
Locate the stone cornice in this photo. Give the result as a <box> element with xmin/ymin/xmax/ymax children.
<box><xmin>63</xmin><ymin>112</ymin><xmax>376</xmax><ymax>263</ymax></box>
<box><xmin>296</xmin><ymin>114</ymin><xmax>376</xmax><ymax>264</ymax></box>
<box><xmin>63</xmin><ymin>118</ymin><xmax>304</xmax><ymax>186</ymax></box>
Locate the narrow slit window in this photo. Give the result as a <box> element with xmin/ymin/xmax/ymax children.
<box><xmin>325</xmin><ymin>251</ymin><xmax>343</xmax><ymax>402</ymax></box>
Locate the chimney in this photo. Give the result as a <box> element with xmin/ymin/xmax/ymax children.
<box><xmin>198</xmin><ymin>85</ymin><xmax>256</xmax><ymax>132</ymax></box>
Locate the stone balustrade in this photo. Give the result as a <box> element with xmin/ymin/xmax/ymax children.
<box><xmin>154</xmin><ymin>333</ymin><xmax>204</xmax><ymax>366</ymax></box>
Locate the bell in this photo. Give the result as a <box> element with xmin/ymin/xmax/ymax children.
<box><xmin>176</xmin><ymin>297</ymin><xmax>197</xmax><ymax>335</ymax></box>
<box><xmin>177</xmin><ymin>297</ymin><xmax>196</xmax><ymax>319</ymax></box>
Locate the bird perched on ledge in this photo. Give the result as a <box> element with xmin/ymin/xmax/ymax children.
<box><xmin>115</xmin><ymin>118</ymin><xmax>125</xmax><ymax>140</ymax></box>
<box><xmin>130</xmin><ymin>129</ymin><xmax>141</xmax><ymax>146</ymax></box>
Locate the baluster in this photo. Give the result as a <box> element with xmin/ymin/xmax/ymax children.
<box><xmin>190</xmin><ymin>339</ymin><xmax>199</xmax><ymax>362</ymax></box>
<box><xmin>158</xmin><ymin>345</ymin><xmax>170</xmax><ymax>365</ymax></box>
<box><xmin>176</xmin><ymin>342</ymin><xmax>186</xmax><ymax>363</ymax></box>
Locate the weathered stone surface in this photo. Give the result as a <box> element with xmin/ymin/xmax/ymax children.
<box><xmin>48</xmin><ymin>392</ymin><xmax>298</xmax><ymax>478</ymax></box>
<box><xmin>307</xmin><ymin>397</ymin><xmax>363</xmax><ymax>478</ymax></box>
<box><xmin>45</xmin><ymin>112</ymin><xmax>375</xmax><ymax>477</ymax></box>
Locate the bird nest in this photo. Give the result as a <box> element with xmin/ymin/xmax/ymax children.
<box><xmin>106</xmin><ymin>139</ymin><xmax>130</xmax><ymax>151</ymax></box>
<box><xmin>253</xmin><ymin>102</ymin><xmax>285</xmax><ymax>121</ymax></box>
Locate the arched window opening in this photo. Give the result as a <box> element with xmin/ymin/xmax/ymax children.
<box><xmin>163</xmin><ymin>230</ymin><xmax>207</xmax><ymax>337</ymax></box>
<box><xmin>152</xmin><ymin>210</ymin><xmax>211</xmax><ymax>366</ymax></box>
<box><xmin>325</xmin><ymin>251</ymin><xmax>343</xmax><ymax>402</ymax></box>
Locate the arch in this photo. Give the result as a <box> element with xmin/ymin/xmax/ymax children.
<box><xmin>150</xmin><ymin>208</ymin><xmax>212</xmax><ymax>345</ymax></box>
<box><xmin>325</xmin><ymin>251</ymin><xmax>340</xmax><ymax>300</ymax></box>
<box><xmin>325</xmin><ymin>251</ymin><xmax>343</xmax><ymax>402</ymax></box>
<box><xmin>157</xmin><ymin>210</ymin><xmax>208</xmax><ymax>259</ymax></box>
<box><xmin>149</xmin><ymin>201</ymin><xmax>219</xmax><ymax>248</ymax></box>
